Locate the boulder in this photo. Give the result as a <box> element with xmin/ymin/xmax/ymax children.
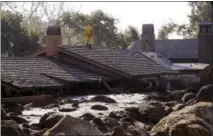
<box><xmin>90</xmin><ymin>95</ymin><xmax>117</xmax><ymax>103</ymax></box>
<box><xmin>4</xmin><ymin>115</ymin><xmax>28</xmax><ymax>124</ymax></box>
<box><xmin>93</xmin><ymin>117</ymin><xmax>105</xmax><ymax>127</ymax></box>
<box><xmin>1</xmin><ymin>120</ymin><xmax>23</xmax><ymax>136</ymax></box>
<box><xmin>105</xmin><ymin>117</ymin><xmax>120</xmax><ymax>127</ymax></box>
<box><xmin>72</xmin><ymin>103</ymin><xmax>79</xmax><ymax>108</ymax></box>
<box><xmin>181</xmin><ymin>92</ymin><xmax>196</xmax><ymax>103</ymax></box>
<box><xmin>4</xmin><ymin>104</ymin><xmax>23</xmax><ymax>114</ymax></box>
<box><xmin>197</xmin><ymin>84</ymin><xmax>213</xmax><ymax>102</ymax></box>
<box><xmin>58</xmin><ymin>107</ymin><xmax>77</xmax><ymax>112</ymax></box>
<box><xmin>109</xmin><ymin>111</ymin><xmax>126</xmax><ymax>120</ymax></box>
<box><xmin>145</xmin><ymin>92</ymin><xmax>171</xmax><ymax>102</ymax></box>
<box><xmin>80</xmin><ymin>113</ymin><xmax>96</xmax><ymax>121</ymax></box>
<box><xmin>150</xmin><ymin>102</ymin><xmax>213</xmax><ymax>136</ymax></box>
<box><xmin>170</xmin><ymin>89</ymin><xmax>193</xmax><ymax>100</ymax></box>
<box><xmin>138</xmin><ymin>100</ymin><xmax>167</xmax><ymax>124</ymax></box>
<box><xmin>44</xmin><ymin>113</ymin><xmax>64</xmax><ymax>128</ymax></box>
<box><xmin>164</xmin><ymin>101</ymin><xmax>179</xmax><ymax>107</ymax></box>
<box><xmin>172</xmin><ymin>103</ymin><xmax>185</xmax><ymax>111</ymax></box>
<box><xmin>39</xmin><ymin>112</ymin><xmax>55</xmax><ymax>128</ymax></box>
<box><xmin>43</xmin><ymin>115</ymin><xmax>104</xmax><ymax>136</ymax></box>
<box><xmin>91</xmin><ymin>105</ymin><xmax>108</xmax><ymax>111</ymax></box>
<box><xmin>111</xmin><ymin>126</ymin><xmax>126</xmax><ymax>136</ymax></box>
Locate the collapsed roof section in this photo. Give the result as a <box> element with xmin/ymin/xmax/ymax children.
<box><xmin>59</xmin><ymin>45</ymin><xmax>174</xmax><ymax>78</ymax></box>
<box><xmin>1</xmin><ymin>57</ymin><xmax>110</xmax><ymax>89</ymax></box>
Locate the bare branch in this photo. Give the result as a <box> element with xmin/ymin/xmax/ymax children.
<box><xmin>25</xmin><ymin>2</ymin><xmax>41</xmax><ymax>22</ymax></box>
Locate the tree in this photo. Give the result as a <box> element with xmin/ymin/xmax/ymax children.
<box><xmin>1</xmin><ymin>11</ymin><xmax>41</xmax><ymax>56</ymax></box>
<box><xmin>158</xmin><ymin>2</ymin><xmax>212</xmax><ymax>39</ymax></box>
<box><xmin>158</xmin><ymin>21</ymin><xmax>177</xmax><ymax>40</ymax></box>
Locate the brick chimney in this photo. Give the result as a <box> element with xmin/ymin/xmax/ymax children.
<box><xmin>45</xmin><ymin>25</ymin><xmax>62</xmax><ymax>56</ymax></box>
<box><xmin>141</xmin><ymin>24</ymin><xmax>155</xmax><ymax>52</ymax></box>
<box><xmin>198</xmin><ymin>22</ymin><xmax>213</xmax><ymax>64</ymax></box>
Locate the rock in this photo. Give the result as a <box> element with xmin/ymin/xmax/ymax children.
<box><xmin>30</xmin><ymin>123</ymin><xmax>41</xmax><ymax>130</ymax></box>
<box><xmin>111</xmin><ymin>126</ymin><xmax>126</xmax><ymax>136</ymax></box>
<box><xmin>197</xmin><ymin>84</ymin><xmax>213</xmax><ymax>102</ymax></box>
<box><xmin>65</xmin><ymin>99</ymin><xmax>79</xmax><ymax>104</ymax></box>
<box><xmin>181</xmin><ymin>92</ymin><xmax>196</xmax><ymax>103</ymax></box>
<box><xmin>43</xmin><ymin>115</ymin><xmax>104</xmax><ymax>136</ymax></box>
<box><xmin>4</xmin><ymin>104</ymin><xmax>23</xmax><ymax>114</ymax></box>
<box><xmin>170</xmin><ymin>89</ymin><xmax>193</xmax><ymax>101</ymax></box>
<box><xmin>105</xmin><ymin>118</ymin><xmax>120</xmax><ymax>127</ymax></box>
<box><xmin>30</xmin><ymin>130</ymin><xmax>43</xmax><ymax>136</ymax></box>
<box><xmin>80</xmin><ymin>113</ymin><xmax>96</xmax><ymax>121</ymax></box>
<box><xmin>4</xmin><ymin>114</ymin><xmax>28</xmax><ymax>124</ymax></box>
<box><xmin>1</xmin><ymin>120</ymin><xmax>22</xmax><ymax>136</ymax></box>
<box><xmin>22</xmin><ymin>123</ymin><xmax>30</xmax><ymax>128</ymax></box>
<box><xmin>145</xmin><ymin>92</ymin><xmax>171</xmax><ymax>102</ymax></box>
<box><xmin>164</xmin><ymin>106</ymin><xmax>173</xmax><ymax>115</ymax></box>
<box><xmin>39</xmin><ymin>112</ymin><xmax>55</xmax><ymax>128</ymax></box>
<box><xmin>120</xmin><ymin>117</ymin><xmax>135</xmax><ymax>123</ymax></box>
<box><xmin>44</xmin><ymin>103</ymin><xmax>59</xmax><ymax>109</ymax></box>
<box><xmin>172</xmin><ymin>104</ymin><xmax>185</xmax><ymax>111</ymax></box>
<box><xmin>109</xmin><ymin>111</ymin><xmax>125</xmax><ymax>120</ymax></box>
<box><xmin>93</xmin><ymin>117</ymin><xmax>105</xmax><ymax>127</ymax></box>
<box><xmin>120</xmin><ymin>121</ymin><xmax>131</xmax><ymax>129</ymax></box>
<box><xmin>138</xmin><ymin>100</ymin><xmax>167</xmax><ymax>124</ymax></box>
<box><xmin>91</xmin><ymin>105</ymin><xmax>108</xmax><ymax>111</ymax></box>
<box><xmin>22</xmin><ymin>127</ymin><xmax>31</xmax><ymax>135</ymax></box>
<box><xmin>44</xmin><ymin>113</ymin><xmax>64</xmax><ymax>128</ymax></box>
<box><xmin>54</xmin><ymin>132</ymin><xmax>66</xmax><ymax>136</ymax></box>
<box><xmin>58</xmin><ymin>107</ymin><xmax>77</xmax><ymax>112</ymax></box>
<box><xmin>150</xmin><ymin>102</ymin><xmax>213</xmax><ymax>136</ymax></box>
<box><xmin>72</xmin><ymin>103</ymin><xmax>79</xmax><ymax>108</ymax></box>
<box><xmin>164</xmin><ymin>101</ymin><xmax>179</xmax><ymax>107</ymax></box>
<box><xmin>90</xmin><ymin>95</ymin><xmax>117</xmax><ymax>103</ymax></box>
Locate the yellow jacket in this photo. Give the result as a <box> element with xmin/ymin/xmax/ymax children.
<box><xmin>84</xmin><ymin>25</ymin><xmax>94</xmax><ymax>38</ymax></box>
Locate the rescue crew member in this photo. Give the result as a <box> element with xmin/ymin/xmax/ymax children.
<box><xmin>84</xmin><ymin>21</ymin><xmax>94</xmax><ymax>48</ymax></box>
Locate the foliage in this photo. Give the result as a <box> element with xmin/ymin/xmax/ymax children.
<box><xmin>158</xmin><ymin>2</ymin><xmax>212</xmax><ymax>39</ymax></box>
<box><xmin>1</xmin><ymin>11</ymin><xmax>41</xmax><ymax>56</ymax></box>
<box><xmin>1</xmin><ymin>2</ymin><xmax>140</xmax><ymax>57</ymax></box>
<box><xmin>157</xmin><ymin>21</ymin><xmax>177</xmax><ymax>40</ymax></box>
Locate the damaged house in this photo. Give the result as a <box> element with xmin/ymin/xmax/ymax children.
<box><xmin>1</xmin><ymin>25</ymin><xmax>174</xmax><ymax>97</ymax></box>
<box><xmin>127</xmin><ymin>22</ymin><xmax>213</xmax><ymax>89</ymax></box>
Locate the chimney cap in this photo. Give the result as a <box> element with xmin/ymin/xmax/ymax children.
<box><xmin>142</xmin><ymin>24</ymin><xmax>154</xmax><ymax>34</ymax></box>
<box><xmin>46</xmin><ymin>25</ymin><xmax>61</xmax><ymax>35</ymax></box>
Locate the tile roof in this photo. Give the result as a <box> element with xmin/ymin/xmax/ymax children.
<box><xmin>60</xmin><ymin>46</ymin><xmax>173</xmax><ymax>77</ymax></box>
<box><xmin>155</xmin><ymin>39</ymin><xmax>198</xmax><ymax>59</ymax></box>
<box><xmin>1</xmin><ymin>57</ymin><xmax>107</xmax><ymax>89</ymax></box>
<box><xmin>128</xmin><ymin>39</ymin><xmax>198</xmax><ymax>59</ymax></box>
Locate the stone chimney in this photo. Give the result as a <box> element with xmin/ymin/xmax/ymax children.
<box><xmin>45</xmin><ymin>25</ymin><xmax>62</xmax><ymax>56</ymax></box>
<box><xmin>141</xmin><ymin>24</ymin><xmax>155</xmax><ymax>52</ymax></box>
<box><xmin>198</xmin><ymin>22</ymin><xmax>213</xmax><ymax>64</ymax></box>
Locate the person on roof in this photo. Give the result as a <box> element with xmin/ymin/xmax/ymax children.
<box><xmin>84</xmin><ymin>21</ymin><xmax>94</xmax><ymax>48</ymax></box>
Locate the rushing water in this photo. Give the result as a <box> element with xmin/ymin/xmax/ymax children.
<box><xmin>22</xmin><ymin>93</ymin><xmax>147</xmax><ymax>124</ymax></box>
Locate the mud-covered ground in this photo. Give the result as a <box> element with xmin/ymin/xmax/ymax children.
<box><xmin>2</xmin><ymin>84</ymin><xmax>212</xmax><ymax>136</ymax></box>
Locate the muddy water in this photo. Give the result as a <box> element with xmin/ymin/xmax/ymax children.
<box><xmin>22</xmin><ymin>93</ymin><xmax>147</xmax><ymax>124</ymax></box>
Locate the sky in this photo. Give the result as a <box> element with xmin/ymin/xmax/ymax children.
<box><xmin>63</xmin><ymin>2</ymin><xmax>191</xmax><ymax>38</ymax></box>
<box><xmin>4</xmin><ymin>2</ymin><xmax>191</xmax><ymax>39</ymax></box>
